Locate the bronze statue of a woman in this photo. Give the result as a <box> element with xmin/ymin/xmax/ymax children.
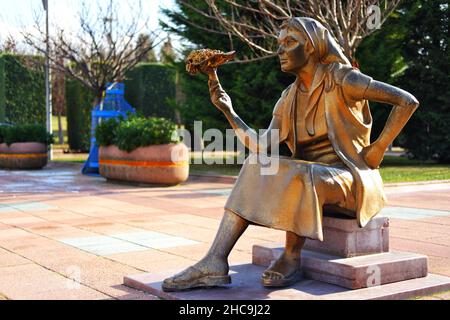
<box><xmin>162</xmin><ymin>17</ymin><xmax>419</xmax><ymax>291</ymax></box>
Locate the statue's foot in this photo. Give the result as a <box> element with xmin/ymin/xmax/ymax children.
<box><xmin>162</xmin><ymin>258</ymin><xmax>231</xmax><ymax>292</ymax></box>
<box><xmin>261</xmin><ymin>253</ymin><xmax>302</xmax><ymax>288</ymax></box>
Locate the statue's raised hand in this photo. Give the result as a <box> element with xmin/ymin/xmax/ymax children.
<box><xmin>207</xmin><ymin>72</ymin><xmax>233</xmax><ymax>114</ymax></box>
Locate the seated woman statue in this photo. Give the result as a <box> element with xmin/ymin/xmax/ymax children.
<box><xmin>162</xmin><ymin>17</ymin><xmax>419</xmax><ymax>291</ymax></box>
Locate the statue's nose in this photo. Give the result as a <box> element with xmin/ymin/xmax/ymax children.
<box><xmin>277</xmin><ymin>46</ymin><xmax>284</xmax><ymax>55</ymax></box>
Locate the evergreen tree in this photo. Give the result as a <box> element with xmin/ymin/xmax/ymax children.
<box><xmin>396</xmin><ymin>0</ymin><xmax>450</xmax><ymax>162</ymax></box>
<box><xmin>356</xmin><ymin>7</ymin><xmax>409</xmax><ymax>143</ymax></box>
<box><xmin>163</xmin><ymin>1</ymin><xmax>450</xmax><ymax>164</ymax></box>
<box><xmin>160</xmin><ymin>1</ymin><xmax>293</xmax><ymax>133</ymax></box>
<box><xmin>136</xmin><ymin>34</ymin><xmax>158</xmax><ymax>63</ymax></box>
<box><xmin>159</xmin><ymin>36</ymin><xmax>178</xmax><ymax>63</ymax></box>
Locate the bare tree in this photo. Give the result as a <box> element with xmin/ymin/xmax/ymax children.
<box><xmin>160</xmin><ymin>36</ymin><xmax>178</xmax><ymax>63</ymax></box>
<box><xmin>52</xmin><ymin>53</ymin><xmax>66</xmax><ymax>145</ymax></box>
<box><xmin>136</xmin><ymin>34</ymin><xmax>159</xmax><ymax>62</ymax></box>
<box><xmin>1</xmin><ymin>36</ymin><xmax>19</xmax><ymax>53</ymax></box>
<box><xmin>23</xmin><ymin>0</ymin><xmax>165</xmax><ymax>106</ymax></box>
<box><xmin>177</xmin><ymin>0</ymin><xmax>400</xmax><ymax>64</ymax></box>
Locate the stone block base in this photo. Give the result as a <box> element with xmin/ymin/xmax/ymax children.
<box><xmin>124</xmin><ymin>264</ymin><xmax>450</xmax><ymax>300</ymax></box>
<box><xmin>253</xmin><ymin>244</ymin><xmax>428</xmax><ymax>290</ymax></box>
<box><xmin>304</xmin><ymin>215</ymin><xmax>389</xmax><ymax>258</ymax></box>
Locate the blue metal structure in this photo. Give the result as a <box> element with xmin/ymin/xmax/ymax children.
<box><xmin>82</xmin><ymin>82</ymin><xmax>136</xmax><ymax>176</ymax></box>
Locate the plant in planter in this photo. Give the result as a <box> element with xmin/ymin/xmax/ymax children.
<box><xmin>95</xmin><ymin>115</ymin><xmax>189</xmax><ymax>185</ymax></box>
<box><xmin>0</xmin><ymin>124</ymin><xmax>54</xmax><ymax>169</ymax></box>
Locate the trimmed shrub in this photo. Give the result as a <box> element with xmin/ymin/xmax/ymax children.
<box><xmin>0</xmin><ymin>54</ymin><xmax>45</xmax><ymax>125</ymax></box>
<box><xmin>125</xmin><ymin>63</ymin><xmax>176</xmax><ymax>120</ymax></box>
<box><xmin>0</xmin><ymin>57</ymin><xmax>5</xmax><ymax>122</ymax></box>
<box><xmin>65</xmin><ymin>79</ymin><xmax>94</xmax><ymax>152</ymax></box>
<box><xmin>95</xmin><ymin>117</ymin><xmax>121</xmax><ymax>147</ymax></box>
<box><xmin>0</xmin><ymin>123</ymin><xmax>53</xmax><ymax>146</ymax></box>
<box><xmin>95</xmin><ymin>115</ymin><xmax>180</xmax><ymax>153</ymax></box>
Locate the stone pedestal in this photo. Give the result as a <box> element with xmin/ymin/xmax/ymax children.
<box><xmin>124</xmin><ymin>265</ymin><xmax>450</xmax><ymax>300</ymax></box>
<box><xmin>304</xmin><ymin>216</ymin><xmax>389</xmax><ymax>257</ymax></box>
<box><xmin>253</xmin><ymin>244</ymin><xmax>428</xmax><ymax>290</ymax></box>
<box><xmin>123</xmin><ymin>215</ymin><xmax>450</xmax><ymax>299</ymax></box>
<box><xmin>253</xmin><ymin>215</ymin><xmax>427</xmax><ymax>290</ymax></box>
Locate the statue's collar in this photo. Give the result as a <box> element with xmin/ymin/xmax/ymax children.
<box><xmin>287</xmin><ymin>63</ymin><xmax>328</xmax><ymax>139</ymax></box>
<box><xmin>293</xmin><ymin>63</ymin><xmax>327</xmax><ymax>95</ymax></box>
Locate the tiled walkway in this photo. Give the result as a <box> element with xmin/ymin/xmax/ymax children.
<box><xmin>0</xmin><ymin>162</ymin><xmax>449</xmax><ymax>300</ymax></box>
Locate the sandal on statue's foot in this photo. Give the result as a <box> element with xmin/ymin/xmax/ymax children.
<box><xmin>261</xmin><ymin>259</ymin><xmax>303</xmax><ymax>288</ymax></box>
<box><xmin>162</xmin><ymin>266</ymin><xmax>231</xmax><ymax>292</ymax></box>
<box><xmin>261</xmin><ymin>268</ymin><xmax>303</xmax><ymax>288</ymax></box>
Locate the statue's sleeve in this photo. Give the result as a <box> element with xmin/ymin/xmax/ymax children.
<box><xmin>340</xmin><ymin>68</ymin><xmax>373</xmax><ymax>102</ymax></box>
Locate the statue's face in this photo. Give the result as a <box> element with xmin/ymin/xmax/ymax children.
<box><xmin>277</xmin><ymin>27</ymin><xmax>313</xmax><ymax>74</ymax></box>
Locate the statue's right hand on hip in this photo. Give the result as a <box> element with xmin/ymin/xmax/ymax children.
<box><xmin>361</xmin><ymin>142</ymin><xmax>386</xmax><ymax>169</ymax></box>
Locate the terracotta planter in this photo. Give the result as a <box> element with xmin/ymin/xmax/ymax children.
<box><xmin>0</xmin><ymin>142</ymin><xmax>48</xmax><ymax>169</ymax></box>
<box><xmin>99</xmin><ymin>144</ymin><xmax>189</xmax><ymax>185</ymax></box>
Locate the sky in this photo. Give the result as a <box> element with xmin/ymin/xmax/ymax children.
<box><xmin>0</xmin><ymin>0</ymin><xmax>179</xmax><ymax>53</ymax></box>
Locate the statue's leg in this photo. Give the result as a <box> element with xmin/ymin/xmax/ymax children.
<box><xmin>162</xmin><ymin>210</ymin><xmax>249</xmax><ymax>291</ymax></box>
<box><xmin>261</xmin><ymin>231</ymin><xmax>305</xmax><ymax>287</ymax></box>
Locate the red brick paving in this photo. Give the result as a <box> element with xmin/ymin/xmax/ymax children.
<box><xmin>0</xmin><ymin>163</ymin><xmax>448</xmax><ymax>300</ymax></box>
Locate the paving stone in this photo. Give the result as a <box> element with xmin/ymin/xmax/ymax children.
<box><xmin>114</xmin><ymin>231</ymin><xmax>200</xmax><ymax>249</ymax></box>
<box><xmin>0</xmin><ymin>248</ymin><xmax>30</xmax><ymax>268</ymax></box>
<box><xmin>107</xmin><ymin>250</ymin><xmax>195</xmax><ymax>273</ymax></box>
<box><xmin>0</xmin><ymin>201</ymin><xmax>57</xmax><ymax>213</ymax></box>
<box><xmin>1</xmin><ymin>165</ymin><xmax>449</xmax><ymax>300</ymax></box>
<box><xmin>59</xmin><ymin>231</ymin><xmax>200</xmax><ymax>256</ymax></box>
<box><xmin>0</xmin><ymin>216</ymin><xmax>47</xmax><ymax>227</ymax></box>
<box><xmin>388</xmin><ymin>219</ymin><xmax>450</xmax><ymax>235</ymax></box>
<box><xmin>390</xmin><ymin>237</ymin><xmax>450</xmax><ymax>259</ymax></box>
<box><xmin>426</xmin><ymin>255</ymin><xmax>450</xmax><ymax>277</ymax></box>
<box><xmin>60</xmin><ymin>236</ymin><xmax>148</xmax><ymax>256</ymax></box>
<box><xmin>379</xmin><ymin>207</ymin><xmax>450</xmax><ymax>220</ymax></box>
<box><xmin>0</xmin><ymin>264</ymin><xmax>109</xmax><ymax>300</ymax></box>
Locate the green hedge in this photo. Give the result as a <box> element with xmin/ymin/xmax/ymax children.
<box><xmin>0</xmin><ymin>54</ymin><xmax>45</xmax><ymax>125</ymax></box>
<box><xmin>95</xmin><ymin>115</ymin><xmax>179</xmax><ymax>152</ymax></box>
<box><xmin>0</xmin><ymin>56</ymin><xmax>177</xmax><ymax>153</ymax></box>
<box><xmin>0</xmin><ymin>123</ymin><xmax>53</xmax><ymax>146</ymax></box>
<box><xmin>64</xmin><ymin>63</ymin><xmax>177</xmax><ymax>152</ymax></box>
<box><xmin>65</xmin><ymin>79</ymin><xmax>94</xmax><ymax>152</ymax></box>
<box><xmin>125</xmin><ymin>63</ymin><xmax>176</xmax><ymax>120</ymax></box>
<box><xmin>0</xmin><ymin>57</ymin><xmax>5</xmax><ymax>122</ymax></box>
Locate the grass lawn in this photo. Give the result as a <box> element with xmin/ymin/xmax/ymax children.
<box><xmin>190</xmin><ymin>155</ymin><xmax>450</xmax><ymax>184</ymax></box>
<box><xmin>380</xmin><ymin>156</ymin><xmax>450</xmax><ymax>183</ymax></box>
<box><xmin>48</xmin><ymin>115</ymin><xmax>449</xmax><ymax>183</ymax></box>
<box><xmin>52</xmin><ymin>115</ymin><xmax>68</xmax><ymax>145</ymax></box>
<box><xmin>52</xmin><ymin>155</ymin><xmax>87</xmax><ymax>163</ymax></box>
<box><xmin>53</xmin><ymin>145</ymin><xmax>450</xmax><ymax>184</ymax></box>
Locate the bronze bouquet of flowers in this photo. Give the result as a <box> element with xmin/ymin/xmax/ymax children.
<box><xmin>185</xmin><ymin>49</ymin><xmax>236</xmax><ymax>75</ymax></box>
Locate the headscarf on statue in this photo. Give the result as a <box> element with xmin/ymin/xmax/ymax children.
<box><xmin>278</xmin><ymin>17</ymin><xmax>354</xmax><ymax>144</ymax></box>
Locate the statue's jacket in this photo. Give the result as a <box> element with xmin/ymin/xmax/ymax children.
<box><xmin>274</xmin><ymin>62</ymin><xmax>387</xmax><ymax>228</ymax></box>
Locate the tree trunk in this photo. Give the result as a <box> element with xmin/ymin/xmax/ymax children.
<box><xmin>93</xmin><ymin>90</ymin><xmax>104</xmax><ymax>109</ymax></box>
<box><xmin>57</xmin><ymin>110</ymin><xmax>64</xmax><ymax>144</ymax></box>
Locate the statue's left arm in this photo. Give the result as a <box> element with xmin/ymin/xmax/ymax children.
<box><xmin>344</xmin><ymin>70</ymin><xmax>420</xmax><ymax>169</ymax></box>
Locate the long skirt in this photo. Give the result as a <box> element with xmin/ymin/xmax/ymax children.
<box><xmin>224</xmin><ymin>154</ymin><xmax>356</xmax><ymax>241</ymax></box>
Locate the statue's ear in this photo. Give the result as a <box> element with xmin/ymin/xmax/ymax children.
<box><xmin>305</xmin><ymin>38</ymin><xmax>315</xmax><ymax>56</ymax></box>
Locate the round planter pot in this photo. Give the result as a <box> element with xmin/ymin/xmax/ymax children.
<box><xmin>99</xmin><ymin>143</ymin><xmax>189</xmax><ymax>185</ymax></box>
<box><xmin>0</xmin><ymin>142</ymin><xmax>48</xmax><ymax>170</ymax></box>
